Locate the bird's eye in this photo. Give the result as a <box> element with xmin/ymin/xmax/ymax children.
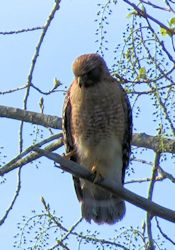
<box><xmin>87</xmin><ymin>68</ymin><xmax>101</xmax><ymax>82</ymax></box>
<box><xmin>87</xmin><ymin>71</ymin><xmax>93</xmax><ymax>78</ymax></box>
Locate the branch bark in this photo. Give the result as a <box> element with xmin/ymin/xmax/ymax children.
<box><xmin>1</xmin><ymin>104</ymin><xmax>175</xmax><ymax>153</ymax></box>
<box><xmin>132</xmin><ymin>133</ymin><xmax>175</xmax><ymax>153</ymax></box>
<box><xmin>0</xmin><ymin>137</ymin><xmax>63</xmax><ymax>176</ymax></box>
<box><xmin>0</xmin><ymin>104</ymin><xmax>61</xmax><ymax>129</ymax></box>
<box><xmin>34</xmin><ymin>148</ymin><xmax>175</xmax><ymax>223</ymax></box>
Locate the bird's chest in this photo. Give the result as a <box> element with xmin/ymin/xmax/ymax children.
<box><xmin>71</xmin><ymin>87</ymin><xmax>119</xmax><ymax>142</ymax></box>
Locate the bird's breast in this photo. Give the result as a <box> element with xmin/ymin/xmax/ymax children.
<box><xmin>70</xmin><ymin>81</ymin><xmax>125</xmax><ymax>147</ymax></box>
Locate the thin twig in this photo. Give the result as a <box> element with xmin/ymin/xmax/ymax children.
<box><xmin>0</xmin><ymin>167</ymin><xmax>22</xmax><ymax>225</ymax></box>
<box><xmin>146</xmin><ymin>152</ymin><xmax>160</xmax><ymax>249</ymax></box>
<box><xmin>25</xmin><ymin>0</ymin><xmax>61</xmax><ymax>97</ymax></box>
<box><xmin>0</xmin><ymin>85</ymin><xmax>27</xmax><ymax>95</ymax></box>
<box><xmin>1</xmin><ymin>133</ymin><xmax>62</xmax><ymax>173</ymax></box>
<box><xmin>143</xmin><ymin>10</ymin><xmax>175</xmax><ymax>63</ymax></box>
<box><xmin>140</xmin><ymin>0</ymin><xmax>171</xmax><ymax>11</ymax></box>
<box><xmin>125</xmin><ymin>175</ymin><xmax>164</xmax><ymax>184</ymax></box>
<box><xmin>31</xmin><ymin>82</ymin><xmax>65</xmax><ymax>95</ymax></box>
<box><xmin>0</xmin><ymin>26</ymin><xmax>44</xmax><ymax>35</ymax></box>
<box><xmin>19</xmin><ymin>0</ymin><xmax>62</xmax><ymax>151</ymax></box>
<box><xmin>49</xmin><ymin>218</ymin><xmax>83</xmax><ymax>250</ymax></box>
<box><xmin>155</xmin><ymin>217</ymin><xmax>175</xmax><ymax>246</ymax></box>
<box><xmin>42</xmin><ymin>199</ymin><xmax>129</xmax><ymax>250</ymax></box>
<box><xmin>123</xmin><ymin>0</ymin><xmax>175</xmax><ymax>35</ymax></box>
<box><xmin>0</xmin><ymin>138</ymin><xmax>63</xmax><ymax>176</ymax></box>
<box><xmin>158</xmin><ymin>166</ymin><xmax>175</xmax><ymax>183</ymax></box>
<box><xmin>164</xmin><ymin>0</ymin><xmax>175</xmax><ymax>14</ymax></box>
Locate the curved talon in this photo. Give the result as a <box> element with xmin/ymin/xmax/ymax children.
<box><xmin>92</xmin><ymin>165</ymin><xmax>104</xmax><ymax>184</ymax></box>
<box><xmin>63</xmin><ymin>149</ymin><xmax>76</xmax><ymax>160</ymax></box>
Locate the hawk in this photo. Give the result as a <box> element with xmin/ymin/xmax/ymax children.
<box><xmin>62</xmin><ymin>53</ymin><xmax>132</xmax><ymax>224</ymax></box>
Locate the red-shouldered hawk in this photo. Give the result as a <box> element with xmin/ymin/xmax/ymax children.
<box><xmin>62</xmin><ymin>53</ymin><xmax>132</xmax><ymax>224</ymax></box>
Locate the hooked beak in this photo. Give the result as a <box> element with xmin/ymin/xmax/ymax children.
<box><xmin>77</xmin><ymin>76</ymin><xmax>82</xmax><ymax>88</ymax></box>
<box><xmin>77</xmin><ymin>75</ymin><xmax>88</xmax><ymax>88</ymax></box>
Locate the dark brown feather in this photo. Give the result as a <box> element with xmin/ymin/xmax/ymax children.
<box><xmin>62</xmin><ymin>88</ymin><xmax>83</xmax><ymax>201</ymax></box>
<box><xmin>117</xmin><ymin>83</ymin><xmax>132</xmax><ymax>183</ymax></box>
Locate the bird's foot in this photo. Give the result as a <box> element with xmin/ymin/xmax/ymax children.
<box><xmin>92</xmin><ymin>165</ymin><xmax>104</xmax><ymax>184</ymax></box>
<box><xmin>63</xmin><ymin>149</ymin><xmax>76</xmax><ymax>160</ymax></box>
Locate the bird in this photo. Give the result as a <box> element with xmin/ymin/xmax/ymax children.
<box><xmin>62</xmin><ymin>53</ymin><xmax>132</xmax><ymax>224</ymax></box>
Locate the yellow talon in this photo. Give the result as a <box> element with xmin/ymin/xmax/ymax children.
<box><xmin>92</xmin><ymin>165</ymin><xmax>104</xmax><ymax>184</ymax></box>
<box><xmin>63</xmin><ymin>149</ymin><xmax>76</xmax><ymax>160</ymax></box>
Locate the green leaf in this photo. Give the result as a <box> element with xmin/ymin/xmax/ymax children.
<box><xmin>138</xmin><ymin>67</ymin><xmax>147</xmax><ymax>79</ymax></box>
<box><xmin>126</xmin><ymin>10</ymin><xmax>137</xmax><ymax>18</ymax></box>
<box><xmin>125</xmin><ymin>49</ymin><xmax>132</xmax><ymax>59</ymax></box>
<box><xmin>169</xmin><ymin>17</ymin><xmax>175</xmax><ymax>26</ymax></box>
<box><xmin>160</xmin><ymin>27</ymin><xmax>172</xmax><ymax>37</ymax></box>
<box><xmin>53</xmin><ymin>77</ymin><xmax>61</xmax><ymax>89</ymax></box>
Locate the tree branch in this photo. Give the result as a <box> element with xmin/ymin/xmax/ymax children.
<box><xmin>155</xmin><ymin>217</ymin><xmax>175</xmax><ymax>246</ymax></box>
<box><xmin>132</xmin><ymin>133</ymin><xmax>175</xmax><ymax>153</ymax></box>
<box><xmin>0</xmin><ymin>105</ymin><xmax>61</xmax><ymax>129</ymax></box>
<box><xmin>19</xmin><ymin>0</ymin><xmax>62</xmax><ymax>152</ymax></box>
<box><xmin>0</xmin><ymin>137</ymin><xmax>63</xmax><ymax>176</ymax></box>
<box><xmin>1</xmin><ymin>105</ymin><xmax>175</xmax><ymax>153</ymax></box>
<box><xmin>40</xmin><ymin>197</ymin><xmax>129</xmax><ymax>250</ymax></box>
<box><xmin>123</xmin><ymin>0</ymin><xmax>175</xmax><ymax>35</ymax></box>
<box><xmin>0</xmin><ymin>27</ymin><xmax>44</xmax><ymax>35</ymax></box>
<box><xmin>0</xmin><ymin>168</ymin><xmax>22</xmax><ymax>225</ymax></box>
<box><xmin>34</xmin><ymin>148</ymin><xmax>175</xmax><ymax>223</ymax></box>
<box><xmin>146</xmin><ymin>152</ymin><xmax>160</xmax><ymax>249</ymax></box>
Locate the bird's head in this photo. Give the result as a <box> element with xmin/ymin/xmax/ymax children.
<box><xmin>72</xmin><ymin>53</ymin><xmax>109</xmax><ymax>88</ymax></box>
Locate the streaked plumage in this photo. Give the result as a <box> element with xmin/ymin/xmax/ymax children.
<box><xmin>62</xmin><ymin>53</ymin><xmax>132</xmax><ymax>224</ymax></box>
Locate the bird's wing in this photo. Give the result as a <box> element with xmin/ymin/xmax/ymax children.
<box><xmin>118</xmin><ymin>82</ymin><xmax>132</xmax><ymax>183</ymax></box>
<box><xmin>62</xmin><ymin>86</ymin><xmax>83</xmax><ymax>201</ymax></box>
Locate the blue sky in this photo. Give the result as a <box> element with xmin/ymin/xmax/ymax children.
<box><xmin>0</xmin><ymin>0</ymin><xmax>174</xmax><ymax>249</ymax></box>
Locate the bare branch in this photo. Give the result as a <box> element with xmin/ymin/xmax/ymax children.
<box><xmin>31</xmin><ymin>83</ymin><xmax>65</xmax><ymax>95</ymax></box>
<box><xmin>0</xmin><ymin>105</ymin><xmax>61</xmax><ymax>129</ymax></box>
<box><xmin>50</xmin><ymin>240</ymin><xmax>70</xmax><ymax>250</ymax></box>
<box><xmin>123</xmin><ymin>0</ymin><xmax>175</xmax><ymax>35</ymax></box>
<box><xmin>25</xmin><ymin>0</ymin><xmax>62</xmax><ymax>96</ymax></box>
<box><xmin>1</xmin><ymin>133</ymin><xmax>62</xmax><ymax>173</ymax></box>
<box><xmin>132</xmin><ymin>133</ymin><xmax>175</xmax><ymax>153</ymax></box>
<box><xmin>0</xmin><ymin>27</ymin><xmax>44</xmax><ymax>35</ymax></box>
<box><xmin>0</xmin><ymin>85</ymin><xmax>27</xmax><ymax>95</ymax></box>
<box><xmin>165</xmin><ymin>0</ymin><xmax>175</xmax><ymax>14</ymax></box>
<box><xmin>0</xmin><ymin>168</ymin><xmax>22</xmax><ymax>225</ymax></box>
<box><xmin>146</xmin><ymin>152</ymin><xmax>160</xmax><ymax>249</ymax></box>
<box><xmin>155</xmin><ymin>217</ymin><xmax>175</xmax><ymax>246</ymax></box>
<box><xmin>49</xmin><ymin>217</ymin><xmax>83</xmax><ymax>250</ymax></box>
<box><xmin>140</xmin><ymin>0</ymin><xmax>171</xmax><ymax>11</ymax></box>
<box><xmin>0</xmin><ymin>138</ymin><xmax>63</xmax><ymax>176</ymax></box>
<box><xmin>34</xmin><ymin>149</ymin><xmax>175</xmax><ymax>223</ymax></box>
<box><xmin>158</xmin><ymin>166</ymin><xmax>175</xmax><ymax>183</ymax></box>
<box><xmin>20</xmin><ymin>0</ymin><xmax>62</xmax><ymax>151</ymax></box>
<box><xmin>41</xmin><ymin>197</ymin><xmax>129</xmax><ymax>250</ymax></box>
<box><xmin>125</xmin><ymin>175</ymin><xmax>165</xmax><ymax>184</ymax></box>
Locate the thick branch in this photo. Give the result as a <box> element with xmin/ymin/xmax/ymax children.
<box><xmin>1</xmin><ymin>105</ymin><xmax>175</xmax><ymax>153</ymax></box>
<box><xmin>34</xmin><ymin>149</ymin><xmax>175</xmax><ymax>223</ymax></box>
<box><xmin>0</xmin><ymin>105</ymin><xmax>61</xmax><ymax>129</ymax></box>
<box><xmin>132</xmin><ymin>133</ymin><xmax>175</xmax><ymax>153</ymax></box>
<box><xmin>0</xmin><ymin>138</ymin><xmax>63</xmax><ymax>176</ymax></box>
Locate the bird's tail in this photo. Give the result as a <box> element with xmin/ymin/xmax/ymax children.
<box><xmin>81</xmin><ymin>182</ymin><xmax>125</xmax><ymax>224</ymax></box>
